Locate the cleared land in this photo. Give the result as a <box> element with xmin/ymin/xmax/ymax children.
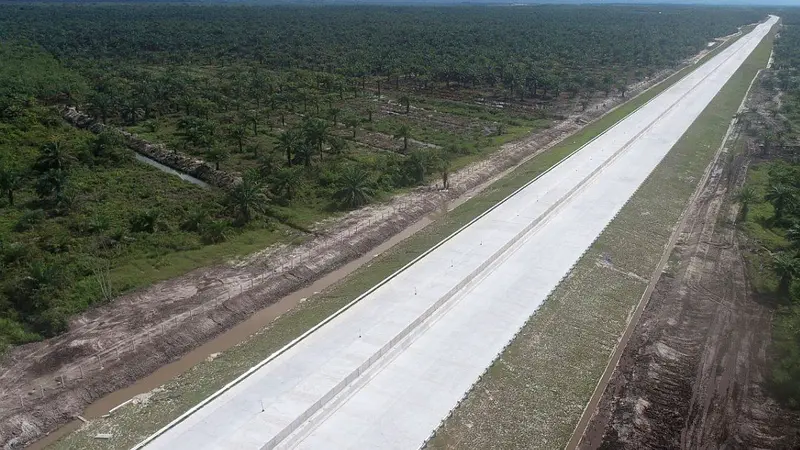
<box><xmin>34</xmin><ymin>20</ymin><xmax>759</xmax><ymax>450</ymax></box>
<box><xmin>120</xmin><ymin>17</ymin><xmax>778</xmax><ymax>450</ymax></box>
<box><xmin>577</xmin><ymin>31</ymin><xmax>800</xmax><ymax>450</ymax></box>
<box><xmin>427</xmin><ymin>17</ymin><xmax>778</xmax><ymax>450</ymax></box>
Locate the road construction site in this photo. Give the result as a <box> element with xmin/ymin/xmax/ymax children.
<box><xmin>132</xmin><ymin>16</ymin><xmax>778</xmax><ymax>450</ymax></box>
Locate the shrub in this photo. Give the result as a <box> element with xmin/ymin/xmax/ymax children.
<box><xmin>1</xmin><ymin>241</ymin><xmax>31</xmax><ymax>266</ymax></box>
<box><xmin>201</xmin><ymin>219</ymin><xmax>229</xmax><ymax>244</ymax></box>
<box><xmin>33</xmin><ymin>307</ymin><xmax>69</xmax><ymax>337</ymax></box>
<box><xmin>129</xmin><ymin>209</ymin><xmax>163</xmax><ymax>233</ymax></box>
<box><xmin>181</xmin><ymin>208</ymin><xmax>210</xmax><ymax>232</ymax></box>
<box><xmin>91</xmin><ymin>131</ymin><xmax>130</xmax><ymax>166</ymax></box>
<box><xmin>0</xmin><ymin>317</ymin><xmax>41</xmax><ymax>352</ymax></box>
<box><xmin>14</xmin><ymin>209</ymin><xmax>46</xmax><ymax>232</ymax></box>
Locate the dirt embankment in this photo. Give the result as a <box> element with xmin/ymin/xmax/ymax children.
<box><xmin>578</xmin><ymin>73</ymin><xmax>800</xmax><ymax>450</ymax></box>
<box><xmin>61</xmin><ymin>107</ymin><xmax>240</xmax><ymax>190</ymax></box>
<box><xmin>0</xmin><ymin>58</ymin><xmax>696</xmax><ymax>449</ymax></box>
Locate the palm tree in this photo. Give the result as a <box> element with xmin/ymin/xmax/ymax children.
<box><xmin>366</xmin><ymin>103</ymin><xmax>377</xmax><ymax>122</ymax></box>
<box><xmin>201</xmin><ymin>219</ymin><xmax>230</xmax><ymax>244</ymax></box>
<box><xmin>328</xmin><ymin>107</ymin><xmax>341</xmax><ymax>126</ymax></box>
<box><xmin>257</xmin><ymin>152</ymin><xmax>279</xmax><ymax>178</ymax></box>
<box><xmin>277</xmin><ymin>129</ymin><xmax>301</xmax><ymax>167</ymax></box>
<box><xmin>772</xmin><ymin>252</ymin><xmax>799</xmax><ymax>296</ymax></box>
<box><xmin>765</xmin><ymin>183</ymin><xmax>796</xmax><ymax>222</ymax></box>
<box><xmin>436</xmin><ymin>154</ymin><xmax>452</xmax><ymax>190</ymax></box>
<box><xmin>34</xmin><ymin>141</ymin><xmax>74</xmax><ymax>173</ymax></box>
<box><xmin>399</xmin><ymin>95</ymin><xmax>411</xmax><ymax>114</ymax></box>
<box><xmin>88</xmin><ymin>92</ymin><xmax>114</xmax><ymax>124</ymax></box>
<box><xmin>277</xmin><ymin>108</ymin><xmax>287</xmax><ymax>127</ymax></box>
<box><xmin>407</xmin><ymin>150</ymin><xmax>428</xmax><ymax>183</ymax></box>
<box><xmin>302</xmin><ymin>118</ymin><xmax>328</xmax><ymax>156</ymax></box>
<box><xmin>735</xmin><ymin>185</ymin><xmax>758</xmax><ymax>222</ymax></box>
<box><xmin>394</xmin><ymin>124</ymin><xmax>412</xmax><ymax>153</ymax></box>
<box><xmin>329</xmin><ymin>136</ymin><xmax>349</xmax><ymax>155</ymax></box>
<box><xmin>130</xmin><ymin>209</ymin><xmax>162</xmax><ymax>233</ymax></box>
<box><xmin>226</xmin><ymin>174</ymin><xmax>268</xmax><ymax>225</ymax></box>
<box><xmin>0</xmin><ymin>167</ymin><xmax>24</xmax><ymax>206</ymax></box>
<box><xmin>271</xmin><ymin>166</ymin><xmax>303</xmax><ymax>202</ymax></box>
<box><xmin>206</xmin><ymin>146</ymin><xmax>230</xmax><ymax>171</ymax></box>
<box><xmin>787</xmin><ymin>224</ymin><xmax>800</xmax><ymax>249</ymax></box>
<box><xmin>181</xmin><ymin>208</ymin><xmax>210</xmax><ymax>232</ymax></box>
<box><xmin>246</xmin><ymin>108</ymin><xmax>260</xmax><ymax>135</ymax></box>
<box><xmin>294</xmin><ymin>142</ymin><xmax>316</xmax><ymax>167</ymax></box>
<box><xmin>335</xmin><ymin>165</ymin><xmax>375</xmax><ymax>209</ymax></box>
<box><xmin>35</xmin><ymin>169</ymin><xmax>68</xmax><ymax>201</ymax></box>
<box><xmin>227</xmin><ymin>123</ymin><xmax>248</xmax><ymax>154</ymax></box>
<box><xmin>344</xmin><ymin>116</ymin><xmax>360</xmax><ymax>138</ymax></box>
<box><xmin>119</xmin><ymin>101</ymin><xmax>145</xmax><ymax>125</ymax></box>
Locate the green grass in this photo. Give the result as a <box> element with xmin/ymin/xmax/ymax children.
<box><xmin>47</xmin><ymin>28</ymin><xmax>759</xmax><ymax>450</ymax></box>
<box><xmin>740</xmin><ymin>164</ymin><xmax>790</xmax><ymax>295</ymax></box>
<box><xmin>742</xmin><ymin>165</ymin><xmax>789</xmax><ymax>250</ymax></box>
<box><xmin>0</xmin><ymin>105</ymin><xmax>296</xmax><ymax>344</ymax></box>
<box><xmin>427</xmin><ymin>23</ymin><xmax>775</xmax><ymax>450</ymax></box>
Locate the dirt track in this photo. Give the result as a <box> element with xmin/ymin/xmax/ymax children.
<box><xmin>578</xmin><ymin>81</ymin><xmax>800</xmax><ymax>450</ymax></box>
<box><xmin>0</xmin><ymin>52</ymin><xmax>705</xmax><ymax>448</ymax></box>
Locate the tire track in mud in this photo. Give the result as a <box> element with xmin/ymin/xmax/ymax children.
<box><xmin>578</xmin><ymin>129</ymin><xmax>798</xmax><ymax>450</ymax></box>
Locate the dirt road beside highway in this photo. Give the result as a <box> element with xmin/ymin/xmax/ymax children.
<box><xmin>579</xmin><ymin>78</ymin><xmax>800</xmax><ymax>450</ymax></box>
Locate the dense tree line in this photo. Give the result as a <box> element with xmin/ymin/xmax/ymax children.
<box><xmin>0</xmin><ymin>5</ymin><xmax>764</xmax><ymax>99</ymax></box>
<box><xmin>736</xmin><ymin>12</ymin><xmax>800</xmax><ymax>408</ymax></box>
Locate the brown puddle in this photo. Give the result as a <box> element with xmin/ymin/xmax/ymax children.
<box><xmin>32</xmin><ymin>213</ymin><xmax>439</xmax><ymax>449</ymax></box>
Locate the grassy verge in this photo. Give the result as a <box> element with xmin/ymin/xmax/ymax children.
<box><xmin>741</xmin><ymin>164</ymin><xmax>790</xmax><ymax>293</ymax></box>
<box><xmin>47</xmin><ymin>30</ymin><xmax>754</xmax><ymax>450</ymax></box>
<box><xmin>426</xmin><ymin>25</ymin><xmax>775</xmax><ymax>450</ymax></box>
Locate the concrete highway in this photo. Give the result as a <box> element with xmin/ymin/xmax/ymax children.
<box><xmin>137</xmin><ymin>16</ymin><xmax>777</xmax><ymax>450</ymax></box>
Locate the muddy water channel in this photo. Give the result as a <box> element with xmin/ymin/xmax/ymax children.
<box><xmin>134</xmin><ymin>154</ymin><xmax>210</xmax><ymax>188</ymax></box>
<box><xmin>32</xmin><ymin>211</ymin><xmax>441</xmax><ymax>448</ymax></box>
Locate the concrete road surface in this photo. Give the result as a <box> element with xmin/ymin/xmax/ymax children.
<box><xmin>137</xmin><ymin>16</ymin><xmax>777</xmax><ymax>450</ymax></box>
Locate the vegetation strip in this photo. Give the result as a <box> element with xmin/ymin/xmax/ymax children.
<box><xmin>426</xmin><ymin>22</ymin><xmax>774</xmax><ymax>450</ymax></box>
<box><xmin>736</xmin><ymin>12</ymin><xmax>800</xmax><ymax>411</ymax></box>
<box><xmin>47</xmin><ymin>23</ymin><xmax>753</xmax><ymax>450</ymax></box>
<box><xmin>566</xmin><ymin>30</ymin><xmax>768</xmax><ymax>450</ymax></box>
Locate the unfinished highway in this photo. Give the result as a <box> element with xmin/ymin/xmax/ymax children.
<box><xmin>136</xmin><ymin>16</ymin><xmax>778</xmax><ymax>450</ymax></box>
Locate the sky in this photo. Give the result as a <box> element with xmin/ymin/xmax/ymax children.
<box><xmin>540</xmin><ymin>0</ymin><xmax>799</xmax><ymax>4</ymax></box>
<box><xmin>317</xmin><ymin>0</ymin><xmax>800</xmax><ymax>5</ymax></box>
